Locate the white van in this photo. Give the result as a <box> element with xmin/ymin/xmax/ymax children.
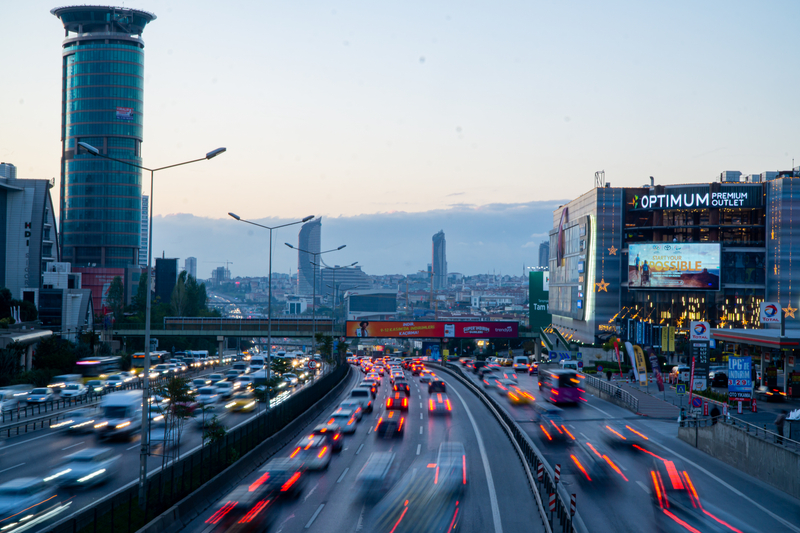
<box><xmin>95</xmin><ymin>391</ymin><xmax>142</xmax><ymax>441</ymax></box>
<box><xmin>512</xmin><ymin>356</ymin><xmax>530</xmax><ymax>371</ymax></box>
<box><xmin>0</xmin><ymin>390</ymin><xmax>20</xmax><ymax>411</ymax></box>
<box><xmin>249</xmin><ymin>356</ymin><xmax>266</xmax><ymax>372</ymax></box>
<box><xmin>560</xmin><ymin>360</ymin><xmax>579</xmax><ymax>370</ymax></box>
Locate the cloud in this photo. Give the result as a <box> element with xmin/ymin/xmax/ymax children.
<box><xmin>153</xmin><ymin>200</ymin><xmax>566</xmax><ymax>279</ymax></box>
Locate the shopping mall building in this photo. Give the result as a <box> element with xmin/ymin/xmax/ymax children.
<box><xmin>547</xmin><ymin>170</ymin><xmax>800</xmax><ymax>356</ymax></box>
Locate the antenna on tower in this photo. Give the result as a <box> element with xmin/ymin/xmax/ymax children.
<box><xmin>594</xmin><ymin>170</ymin><xmax>605</xmax><ymax>188</ymax></box>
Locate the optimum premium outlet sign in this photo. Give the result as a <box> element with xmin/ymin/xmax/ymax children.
<box><xmin>632</xmin><ymin>185</ymin><xmax>762</xmax><ymax>211</ymax></box>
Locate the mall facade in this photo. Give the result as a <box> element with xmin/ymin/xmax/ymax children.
<box><xmin>548</xmin><ymin>171</ymin><xmax>800</xmax><ymax>345</ymax></box>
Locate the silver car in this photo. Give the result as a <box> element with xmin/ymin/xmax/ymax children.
<box><xmin>45</xmin><ymin>448</ymin><xmax>119</xmax><ymax>487</ymax></box>
<box><xmin>26</xmin><ymin>387</ymin><xmax>54</xmax><ymax>403</ymax></box>
<box><xmin>60</xmin><ymin>383</ymin><xmax>88</xmax><ymax>399</ymax></box>
<box><xmin>0</xmin><ymin>478</ymin><xmax>57</xmax><ymax>518</ymax></box>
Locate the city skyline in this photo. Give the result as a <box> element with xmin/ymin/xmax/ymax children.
<box><xmin>2</xmin><ymin>1</ymin><xmax>799</xmax><ymax>227</ymax></box>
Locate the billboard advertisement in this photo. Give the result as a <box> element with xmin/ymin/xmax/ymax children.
<box><xmin>528</xmin><ymin>271</ymin><xmax>551</xmax><ymax>331</ymax></box>
<box><xmin>628</xmin><ymin>243</ymin><xmax>720</xmax><ymax>290</ymax></box>
<box><xmin>346</xmin><ymin>320</ymin><xmax>518</xmax><ymax>339</ymax></box>
<box><xmin>727</xmin><ymin>356</ymin><xmax>752</xmax><ymax>399</ymax></box>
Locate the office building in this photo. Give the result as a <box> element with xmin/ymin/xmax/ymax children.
<box><xmin>24</xmin><ymin>263</ymin><xmax>93</xmax><ymax>343</ymax></box>
<box><xmin>297</xmin><ymin>218</ymin><xmax>321</xmax><ymax>296</ymax></box>
<box><xmin>432</xmin><ymin>230</ymin><xmax>447</xmax><ymax>291</ymax></box>
<box><xmin>211</xmin><ymin>266</ymin><xmax>229</xmax><ymax>286</ymax></box>
<box><xmin>155</xmin><ymin>257</ymin><xmax>178</xmax><ymax>303</ymax></box>
<box><xmin>321</xmin><ymin>265</ymin><xmax>372</xmax><ymax>305</ymax></box>
<box><xmin>538</xmin><ymin>241</ymin><xmax>550</xmax><ymax>268</ymax></box>
<box><xmin>548</xmin><ymin>171</ymin><xmax>800</xmax><ymax>346</ymax></box>
<box><xmin>184</xmin><ymin>256</ymin><xmax>197</xmax><ymax>279</ymax></box>
<box><xmin>52</xmin><ymin>5</ymin><xmax>156</xmax><ymax>268</ymax></box>
<box><xmin>0</xmin><ymin>163</ymin><xmax>17</xmax><ymax>180</ymax></box>
<box><xmin>139</xmin><ymin>195</ymin><xmax>149</xmax><ymax>268</ymax></box>
<box><xmin>0</xmin><ymin>170</ymin><xmax>59</xmax><ymax>296</ymax></box>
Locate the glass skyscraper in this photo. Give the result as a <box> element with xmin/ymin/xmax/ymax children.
<box><xmin>432</xmin><ymin>230</ymin><xmax>447</xmax><ymax>290</ymax></box>
<box><xmin>297</xmin><ymin>218</ymin><xmax>321</xmax><ymax>296</ymax></box>
<box><xmin>52</xmin><ymin>6</ymin><xmax>156</xmax><ymax>268</ymax></box>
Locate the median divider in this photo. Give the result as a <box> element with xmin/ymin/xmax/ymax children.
<box><xmin>429</xmin><ymin>361</ymin><xmax>588</xmax><ymax>533</ymax></box>
<box><xmin>42</xmin><ymin>364</ymin><xmax>353</xmax><ymax>533</ymax></box>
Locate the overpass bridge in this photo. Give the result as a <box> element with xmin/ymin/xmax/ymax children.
<box><xmin>111</xmin><ymin>317</ymin><xmax>341</xmax><ymax>339</ymax></box>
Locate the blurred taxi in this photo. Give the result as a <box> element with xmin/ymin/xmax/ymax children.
<box><xmin>226</xmin><ymin>390</ymin><xmax>257</xmax><ymax>413</ymax></box>
<box><xmin>504</xmin><ymin>382</ymin><xmax>535</xmax><ymax>405</ymax></box>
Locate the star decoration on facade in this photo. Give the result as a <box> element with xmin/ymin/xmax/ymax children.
<box><xmin>784</xmin><ymin>305</ymin><xmax>797</xmax><ymax>319</ymax></box>
<box><xmin>608</xmin><ymin>245</ymin><xmax>618</xmax><ymax>255</ymax></box>
<box><xmin>596</xmin><ymin>279</ymin><xmax>609</xmax><ymax>292</ymax></box>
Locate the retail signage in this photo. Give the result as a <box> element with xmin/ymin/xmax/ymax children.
<box><xmin>759</xmin><ymin>302</ymin><xmax>781</xmax><ymax>324</ymax></box>
<box><xmin>690</xmin><ymin>321</ymin><xmax>712</xmax><ymax>341</ymax></box>
<box><xmin>116</xmin><ymin>106</ymin><xmax>134</xmax><ymax>121</ymax></box>
<box><xmin>690</xmin><ymin>342</ymin><xmax>710</xmax><ymax>391</ymax></box>
<box><xmin>727</xmin><ymin>356</ymin><xmax>752</xmax><ymax>399</ymax></box>
<box><xmin>629</xmin><ymin>243</ymin><xmax>720</xmax><ymax>290</ymax></box>
<box><xmin>529</xmin><ymin>271</ymin><xmax>551</xmax><ymax>330</ymax></box>
<box><xmin>632</xmin><ymin>185</ymin><xmax>762</xmax><ymax>211</ymax></box>
<box><xmin>633</xmin><ymin>345</ymin><xmax>648</xmax><ymax>387</ymax></box>
<box><xmin>346</xmin><ymin>320</ymin><xmax>518</xmax><ymax>339</ymax></box>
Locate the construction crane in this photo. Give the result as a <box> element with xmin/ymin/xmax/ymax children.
<box><xmin>205</xmin><ymin>260</ymin><xmax>233</xmax><ymax>282</ymax></box>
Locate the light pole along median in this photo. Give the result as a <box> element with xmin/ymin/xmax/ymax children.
<box><xmin>228</xmin><ymin>213</ymin><xmax>314</xmax><ymax>409</ymax></box>
<box><xmin>77</xmin><ymin>141</ymin><xmax>226</xmax><ymax>508</ymax></box>
<box><xmin>284</xmin><ymin>243</ymin><xmax>345</xmax><ymax>354</ymax></box>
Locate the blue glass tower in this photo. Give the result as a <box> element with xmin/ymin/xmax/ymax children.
<box><xmin>52</xmin><ymin>6</ymin><xmax>156</xmax><ymax>268</ymax></box>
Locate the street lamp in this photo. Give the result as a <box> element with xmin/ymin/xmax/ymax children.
<box><xmin>314</xmin><ymin>261</ymin><xmax>357</xmax><ymax>311</ymax></box>
<box><xmin>77</xmin><ymin>141</ymin><xmax>225</xmax><ymax>507</ymax></box>
<box><xmin>284</xmin><ymin>243</ymin><xmax>345</xmax><ymax>353</ymax></box>
<box><xmin>418</xmin><ymin>269</ymin><xmax>437</xmax><ymax>318</ymax></box>
<box><xmin>228</xmin><ymin>213</ymin><xmax>314</xmax><ymax>408</ymax></box>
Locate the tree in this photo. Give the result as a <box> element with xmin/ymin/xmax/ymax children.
<box><xmin>315</xmin><ymin>333</ymin><xmax>334</xmax><ymax>362</ymax></box>
<box><xmin>154</xmin><ymin>376</ymin><xmax>194</xmax><ymax>466</ymax></box>
<box><xmin>0</xmin><ymin>341</ymin><xmax>24</xmax><ymax>385</ymax></box>
<box><xmin>170</xmin><ymin>271</ymin><xmax>189</xmax><ymax>316</ymax></box>
<box><xmin>132</xmin><ymin>273</ymin><xmax>149</xmax><ymax>314</ymax></box>
<box><xmin>33</xmin><ymin>336</ymin><xmax>78</xmax><ymax>374</ymax></box>
<box><xmin>106</xmin><ymin>276</ymin><xmax>125</xmax><ymax>322</ymax></box>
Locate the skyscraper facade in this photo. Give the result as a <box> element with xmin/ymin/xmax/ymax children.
<box><xmin>52</xmin><ymin>6</ymin><xmax>156</xmax><ymax>268</ymax></box>
<box><xmin>0</xmin><ymin>163</ymin><xmax>17</xmax><ymax>180</ymax></box>
<box><xmin>184</xmin><ymin>256</ymin><xmax>197</xmax><ymax>279</ymax></box>
<box><xmin>538</xmin><ymin>241</ymin><xmax>550</xmax><ymax>268</ymax></box>
<box><xmin>139</xmin><ymin>195</ymin><xmax>148</xmax><ymax>268</ymax></box>
<box><xmin>432</xmin><ymin>230</ymin><xmax>447</xmax><ymax>291</ymax></box>
<box><xmin>297</xmin><ymin>218</ymin><xmax>321</xmax><ymax>296</ymax></box>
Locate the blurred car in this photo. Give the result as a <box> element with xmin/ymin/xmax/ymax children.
<box><xmin>436</xmin><ymin>442</ymin><xmax>467</xmax><ymax>494</ymax></box>
<box><xmin>310</xmin><ymin>423</ymin><xmax>344</xmax><ymax>453</ymax></box>
<box><xmin>45</xmin><ymin>447</ymin><xmax>119</xmax><ymax>488</ymax></box>
<box><xmin>501</xmin><ymin>371</ymin><xmax>519</xmax><ymax>382</ymax></box>
<box><xmin>248</xmin><ymin>457</ymin><xmax>308</xmax><ymax>499</ymax></box>
<box><xmin>429</xmin><ymin>392</ymin><xmax>452</xmax><ymax>415</ymax></box>
<box><xmin>419</xmin><ymin>371</ymin><xmax>436</xmax><ymax>384</ymax></box>
<box><xmin>708</xmin><ymin>366</ymin><xmax>728</xmax><ymax>388</ymax></box>
<box><xmin>52</xmin><ymin>407</ymin><xmax>100</xmax><ymax>433</ymax></box>
<box><xmin>528</xmin><ymin>362</ymin><xmax>540</xmax><ymax>375</ymax></box>
<box><xmin>328</xmin><ymin>408</ymin><xmax>358</xmax><ymax>434</ymax></box>
<box><xmin>360</xmin><ymin>380</ymin><xmax>378</xmax><ymax>398</ymax></box>
<box><xmin>602</xmin><ymin>419</ymin><xmax>650</xmax><ymax>447</ymax></box>
<box><xmin>224</xmin><ymin>370</ymin><xmax>241</xmax><ymax>381</ymax></box>
<box><xmin>348</xmin><ymin>387</ymin><xmax>374</xmax><ymax>413</ymax></box>
<box><xmin>532</xmin><ymin>403</ymin><xmax>570</xmax><ymax>442</ymax></box>
<box><xmin>60</xmin><ymin>383</ymin><xmax>88</xmax><ymax>399</ymax></box>
<box><xmin>207</xmin><ymin>374</ymin><xmax>225</xmax><ymax>383</ymax></box>
<box><xmin>375</xmin><ymin>409</ymin><xmax>405</xmax><ymax>438</ymax></box>
<box><xmin>283</xmin><ymin>373</ymin><xmax>300</xmax><ymax>386</ymax></box>
<box><xmin>482</xmin><ymin>372</ymin><xmax>503</xmax><ymax>388</ymax></box>
<box><xmin>411</xmin><ymin>365</ymin><xmax>422</xmax><ymax>376</ymax></box>
<box><xmin>192</xmin><ymin>377</ymin><xmax>211</xmax><ymax>390</ymax></box>
<box><xmin>103</xmin><ymin>375</ymin><xmax>126</xmax><ymax>389</ymax></box>
<box><xmin>288</xmin><ymin>435</ymin><xmax>331</xmax><ymax>470</ymax></box>
<box><xmin>202</xmin><ymin>484</ymin><xmax>277</xmax><ymax>532</ymax></box>
<box><xmin>339</xmin><ymin>400</ymin><xmax>364</xmax><ymax>421</ymax></box>
<box><xmin>196</xmin><ymin>387</ymin><xmax>220</xmax><ymax>406</ymax></box>
<box><xmin>385</xmin><ymin>391</ymin><xmax>409</xmax><ymax>411</ymax></box>
<box><xmin>85</xmin><ymin>380</ymin><xmax>106</xmax><ymax>394</ymax></box>
<box><xmin>26</xmin><ymin>387</ymin><xmax>55</xmax><ymax>403</ymax></box>
<box><xmin>428</xmin><ymin>380</ymin><xmax>447</xmax><ymax>394</ymax></box>
<box><xmin>393</xmin><ymin>378</ymin><xmax>411</xmax><ymax>395</ymax></box>
<box><xmin>226</xmin><ymin>390</ymin><xmax>257</xmax><ymax>412</ymax></box>
<box><xmin>0</xmin><ymin>478</ymin><xmax>57</xmax><ymax>520</ymax></box>
<box><xmin>215</xmin><ymin>381</ymin><xmax>236</xmax><ymax>399</ymax></box>
<box><xmin>356</xmin><ymin>452</ymin><xmax>397</xmax><ymax>501</ymax></box>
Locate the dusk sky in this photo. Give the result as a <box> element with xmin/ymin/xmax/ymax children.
<box><xmin>2</xmin><ymin>1</ymin><xmax>799</xmax><ymax>276</ymax></box>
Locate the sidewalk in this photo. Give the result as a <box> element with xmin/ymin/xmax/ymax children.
<box><xmin>616</xmin><ymin>382</ymin><xmax>680</xmax><ymax>419</ymax></box>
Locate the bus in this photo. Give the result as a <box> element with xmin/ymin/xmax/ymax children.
<box><xmin>76</xmin><ymin>356</ymin><xmax>122</xmax><ymax>378</ymax></box>
<box><xmin>132</xmin><ymin>351</ymin><xmax>168</xmax><ymax>369</ymax></box>
<box><xmin>537</xmin><ymin>368</ymin><xmax>583</xmax><ymax>405</ymax></box>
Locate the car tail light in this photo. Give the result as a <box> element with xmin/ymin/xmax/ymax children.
<box><xmin>206</xmin><ymin>501</ymin><xmax>238</xmax><ymax>524</ymax></box>
<box><xmin>334</xmin><ymin>434</ymin><xmax>340</xmax><ymax>440</ymax></box>
<box><xmin>290</xmin><ymin>447</ymin><xmax>301</xmax><ymax>458</ymax></box>
<box><xmin>387</xmin><ymin>398</ymin><xmax>393</xmax><ymax>407</ymax></box>
<box><xmin>429</xmin><ymin>399</ymin><xmax>434</xmax><ymax>411</ymax></box>
<box><xmin>403</xmin><ymin>398</ymin><xmax>408</xmax><ymax>407</ymax></box>
<box><xmin>540</xmin><ymin>424</ymin><xmax>552</xmax><ymax>441</ymax></box>
<box><xmin>318</xmin><ymin>446</ymin><xmax>328</xmax><ymax>458</ymax></box>
<box><xmin>249</xmin><ymin>472</ymin><xmax>270</xmax><ymax>492</ymax></box>
<box><xmin>462</xmin><ymin>455</ymin><xmax>467</xmax><ymax>484</ymax></box>
<box><xmin>399</xmin><ymin>417</ymin><xmax>404</xmax><ymax>430</ymax></box>
<box><xmin>664</xmin><ymin>461</ymin><xmax>684</xmax><ymax>490</ymax></box>
<box><xmin>280</xmin><ymin>472</ymin><xmax>301</xmax><ymax>492</ymax></box>
<box><xmin>445</xmin><ymin>399</ymin><xmax>452</xmax><ymax>411</ymax></box>
<box><xmin>375</xmin><ymin>417</ymin><xmax>383</xmax><ymax>430</ymax></box>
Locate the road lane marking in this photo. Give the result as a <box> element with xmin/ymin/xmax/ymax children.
<box><xmin>420</xmin><ymin>413</ymin><xmax>423</xmax><ymax>420</ymax></box>
<box><xmin>356</xmin><ymin>443</ymin><xmax>364</xmax><ymax>455</ymax></box>
<box><xmin>3</xmin><ymin>430</ymin><xmax>66</xmax><ymax>449</ymax></box>
<box><xmin>636</xmin><ymin>481</ymin><xmax>651</xmax><ymax>494</ymax></box>
<box><xmin>127</xmin><ymin>443</ymin><xmax>140</xmax><ymax>451</ymax></box>
<box><xmin>416</xmin><ymin>444</ymin><xmax>421</xmax><ymax>455</ymax></box>
<box><xmin>648</xmin><ymin>439</ymin><xmax>800</xmax><ymax>533</ymax></box>
<box><xmin>337</xmin><ymin>468</ymin><xmax>349</xmax><ymax>483</ymax></box>
<box><xmin>419</xmin><ymin>403</ymin><xmax>423</xmax><ymax>409</ymax></box>
<box><xmin>579</xmin><ymin>432</ymin><xmax>590</xmax><ymax>441</ymax></box>
<box><xmin>449</xmin><ymin>386</ymin><xmax>504</xmax><ymax>533</ymax></box>
<box><xmin>0</xmin><ymin>462</ymin><xmax>25</xmax><ymax>473</ymax></box>
<box><xmin>582</xmin><ymin>400</ymin><xmax>613</xmax><ymax>417</ymax></box>
<box><xmin>368</xmin><ymin>427</ymin><xmax>373</xmax><ymax>435</ymax></box>
<box><xmin>303</xmin><ymin>483</ymin><xmax>319</xmax><ymax>503</ymax></box>
<box><xmin>61</xmin><ymin>441</ymin><xmax>84</xmax><ymax>451</ymax></box>
<box><xmin>419</xmin><ymin>426</ymin><xmax>423</xmax><ymax>435</ymax></box>
<box><xmin>305</xmin><ymin>503</ymin><xmax>325</xmax><ymax>529</ymax></box>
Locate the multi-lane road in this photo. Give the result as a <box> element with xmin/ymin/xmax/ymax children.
<box><xmin>185</xmin><ymin>364</ymin><xmax>542</xmax><ymax>533</ymax></box>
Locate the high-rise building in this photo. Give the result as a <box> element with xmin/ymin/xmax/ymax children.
<box><xmin>139</xmin><ymin>195</ymin><xmax>149</xmax><ymax>268</ymax></box>
<box><xmin>0</xmin><ymin>163</ymin><xmax>17</xmax><ymax>180</ymax></box>
<box><xmin>0</xmin><ymin>170</ymin><xmax>59</xmax><ymax>296</ymax></box>
<box><xmin>538</xmin><ymin>241</ymin><xmax>550</xmax><ymax>268</ymax></box>
<box><xmin>211</xmin><ymin>266</ymin><xmax>229</xmax><ymax>286</ymax></box>
<box><xmin>321</xmin><ymin>265</ymin><xmax>372</xmax><ymax>305</ymax></box>
<box><xmin>184</xmin><ymin>257</ymin><xmax>197</xmax><ymax>279</ymax></box>
<box><xmin>432</xmin><ymin>230</ymin><xmax>447</xmax><ymax>290</ymax></box>
<box><xmin>52</xmin><ymin>6</ymin><xmax>156</xmax><ymax>268</ymax></box>
<box><xmin>297</xmin><ymin>218</ymin><xmax>321</xmax><ymax>296</ymax></box>
<box><xmin>155</xmin><ymin>257</ymin><xmax>178</xmax><ymax>303</ymax></box>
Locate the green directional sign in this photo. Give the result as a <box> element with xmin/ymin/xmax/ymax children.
<box><xmin>676</xmin><ymin>384</ymin><xmax>686</xmax><ymax>395</ymax></box>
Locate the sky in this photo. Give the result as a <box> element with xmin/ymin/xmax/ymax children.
<box><xmin>2</xmin><ymin>1</ymin><xmax>800</xmax><ymax>276</ymax></box>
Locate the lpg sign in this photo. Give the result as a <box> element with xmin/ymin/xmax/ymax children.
<box><xmin>760</xmin><ymin>302</ymin><xmax>781</xmax><ymax>324</ymax></box>
<box><xmin>690</xmin><ymin>321</ymin><xmax>711</xmax><ymax>341</ymax></box>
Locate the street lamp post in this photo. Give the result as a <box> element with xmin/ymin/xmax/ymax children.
<box><xmin>285</xmin><ymin>243</ymin><xmax>345</xmax><ymax>353</ymax></box>
<box><xmin>418</xmin><ymin>269</ymin><xmax>437</xmax><ymax>318</ymax></box>
<box><xmin>228</xmin><ymin>214</ymin><xmax>314</xmax><ymax>409</ymax></box>
<box><xmin>77</xmin><ymin>141</ymin><xmax>225</xmax><ymax>508</ymax></box>
<box><xmin>314</xmin><ymin>261</ymin><xmax>357</xmax><ymax>320</ymax></box>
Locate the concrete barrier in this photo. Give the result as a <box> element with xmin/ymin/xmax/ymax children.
<box><xmin>678</xmin><ymin>421</ymin><xmax>800</xmax><ymax>499</ymax></box>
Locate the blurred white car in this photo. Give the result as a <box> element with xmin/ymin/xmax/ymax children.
<box><xmin>60</xmin><ymin>383</ymin><xmax>88</xmax><ymax>399</ymax></box>
<box><xmin>45</xmin><ymin>448</ymin><xmax>119</xmax><ymax>487</ymax></box>
<box><xmin>59</xmin><ymin>407</ymin><xmax>100</xmax><ymax>433</ymax></box>
<box><xmin>0</xmin><ymin>478</ymin><xmax>56</xmax><ymax>518</ymax></box>
<box><xmin>196</xmin><ymin>387</ymin><xmax>220</xmax><ymax>406</ymax></box>
<box><xmin>103</xmin><ymin>375</ymin><xmax>126</xmax><ymax>389</ymax></box>
<box><xmin>26</xmin><ymin>387</ymin><xmax>55</xmax><ymax>403</ymax></box>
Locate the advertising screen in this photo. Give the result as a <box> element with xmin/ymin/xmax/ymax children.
<box><xmin>345</xmin><ymin>321</ymin><xmax>518</xmax><ymax>339</ymax></box>
<box><xmin>628</xmin><ymin>243</ymin><xmax>720</xmax><ymax>290</ymax></box>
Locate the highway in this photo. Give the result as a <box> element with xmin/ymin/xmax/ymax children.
<box><xmin>0</xmin><ymin>365</ymin><xmax>314</xmax><ymax>533</ymax></box>
<box><xmin>461</xmin><ymin>363</ymin><xmax>800</xmax><ymax>533</ymax></box>
<box><xmin>184</xmin><ymin>363</ymin><xmax>541</xmax><ymax>533</ymax></box>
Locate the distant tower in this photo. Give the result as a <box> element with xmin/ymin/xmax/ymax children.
<box><xmin>0</xmin><ymin>163</ymin><xmax>17</xmax><ymax>180</ymax></box>
<box><xmin>297</xmin><ymin>218</ymin><xmax>321</xmax><ymax>295</ymax></box>
<box><xmin>52</xmin><ymin>5</ymin><xmax>156</xmax><ymax>267</ymax></box>
<box><xmin>184</xmin><ymin>257</ymin><xmax>197</xmax><ymax>279</ymax></box>
<box><xmin>139</xmin><ymin>195</ymin><xmax>149</xmax><ymax>268</ymax></box>
<box><xmin>539</xmin><ymin>241</ymin><xmax>550</xmax><ymax>268</ymax></box>
<box><xmin>432</xmin><ymin>230</ymin><xmax>447</xmax><ymax>290</ymax></box>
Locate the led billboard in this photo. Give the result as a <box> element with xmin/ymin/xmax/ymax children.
<box><xmin>345</xmin><ymin>320</ymin><xmax>518</xmax><ymax>339</ymax></box>
<box><xmin>628</xmin><ymin>243</ymin><xmax>720</xmax><ymax>290</ymax></box>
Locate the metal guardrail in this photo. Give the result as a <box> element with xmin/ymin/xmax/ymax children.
<box><xmin>682</xmin><ymin>415</ymin><xmax>800</xmax><ymax>452</ymax></box>
<box><xmin>430</xmin><ymin>361</ymin><xmax>588</xmax><ymax>533</ymax></box>
<box><xmin>42</xmin><ymin>363</ymin><xmax>350</xmax><ymax>533</ymax></box>
<box><xmin>580</xmin><ymin>373</ymin><xmax>640</xmax><ymax>413</ymax></box>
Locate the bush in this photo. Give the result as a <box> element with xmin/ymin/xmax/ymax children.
<box><xmin>694</xmin><ymin>388</ymin><xmax>728</xmax><ymax>403</ymax></box>
<box><xmin>15</xmin><ymin>369</ymin><xmax>57</xmax><ymax>387</ymax></box>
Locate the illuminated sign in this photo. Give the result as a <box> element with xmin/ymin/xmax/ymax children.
<box><xmin>346</xmin><ymin>321</ymin><xmax>518</xmax><ymax>339</ymax></box>
<box><xmin>628</xmin><ymin>243</ymin><xmax>720</xmax><ymax>290</ymax></box>
<box><xmin>759</xmin><ymin>302</ymin><xmax>781</xmax><ymax>324</ymax></box>
<box><xmin>632</xmin><ymin>185</ymin><xmax>762</xmax><ymax>211</ymax></box>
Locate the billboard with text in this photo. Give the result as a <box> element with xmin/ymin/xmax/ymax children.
<box><xmin>346</xmin><ymin>320</ymin><xmax>518</xmax><ymax>339</ymax></box>
<box><xmin>628</xmin><ymin>243</ymin><xmax>720</xmax><ymax>290</ymax></box>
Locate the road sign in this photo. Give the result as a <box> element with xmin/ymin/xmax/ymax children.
<box><xmin>578</xmin><ymin>361</ymin><xmax>584</xmax><ymax>368</ymax></box>
<box><xmin>751</xmin><ymin>398</ymin><xmax>757</xmax><ymax>412</ymax></box>
<box><xmin>537</xmin><ymin>463</ymin><xmax>543</xmax><ymax>482</ymax></box>
<box><xmin>676</xmin><ymin>384</ymin><xmax>686</xmax><ymax>395</ymax></box>
<box><xmin>549</xmin><ymin>493</ymin><xmax>556</xmax><ymax>512</ymax></box>
<box><xmin>570</xmin><ymin>494</ymin><xmax>577</xmax><ymax>516</ymax></box>
<box><xmin>554</xmin><ymin>463</ymin><xmax>561</xmax><ymax>483</ymax></box>
<box><xmin>576</xmin><ymin>352</ymin><xmax>583</xmax><ymax>360</ymax></box>
<box><xmin>597</xmin><ymin>365</ymin><xmax>603</xmax><ymax>372</ymax></box>
<box><xmin>738</xmin><ymin>400</ymin><xmax>743</xmax><ymax>414</ymax></box>
<box><xmin>692</xmin><ymin>397</ymin><xmax>702</xmax><ymax>408</ymax></box>
<box><xmin>703</xmin><ymin>401</ymin><xmax>709</xmax><ymax>416</ymax></box>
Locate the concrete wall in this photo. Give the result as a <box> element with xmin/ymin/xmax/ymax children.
<box><xmin>678</xmin><ymin>423</ymin><xmax>800</xmax><ymax>499</ymax></box>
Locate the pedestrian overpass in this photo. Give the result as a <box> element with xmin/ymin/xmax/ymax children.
<box><xmin>111</xmin><ymin>317</ymin><xmax>341</xmax><ymax>339</ymax></box>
